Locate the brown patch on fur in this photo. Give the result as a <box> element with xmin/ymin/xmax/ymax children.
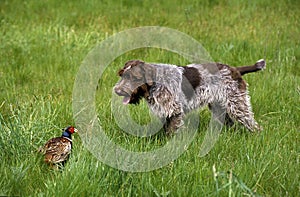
<box><xmin>182</xmin><ymin>66</ymin><xmax>202</xmax><ymax>99</ymax></box>
<box><xmin>215</xmin><ymin>63</ymin><xmax>247</xmax><ymax>91</ymax></box>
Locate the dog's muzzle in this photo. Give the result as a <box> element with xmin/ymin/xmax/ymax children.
<box><xmin>114</xmin><ymin>86</ymin><xmax>131</xmax><ymax>105</ymax></box>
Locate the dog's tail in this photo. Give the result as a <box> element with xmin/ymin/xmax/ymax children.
<box><xmin>236</xmin><ymin>59</ymin><xmax>266</xmax><ymax>76</ymax></box>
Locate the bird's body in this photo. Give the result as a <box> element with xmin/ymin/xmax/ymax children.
<box><xmin>42</xmin><ymin>136</ymin><xmax>72</xmax><ymax>164</ymax></box>
<box><xmin>39</xmin><ymin>126</ymin><xmax>77</xmax><ymax>167</ymax></box>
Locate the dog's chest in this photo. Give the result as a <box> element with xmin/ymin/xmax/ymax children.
<box><xmin>146</xmin><ymin>84</ymin><xmax>184</xmax><ymax>118</ymax></box>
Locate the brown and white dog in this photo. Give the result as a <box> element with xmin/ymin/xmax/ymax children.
<box><xmin>114</xmin><ymin>59</ymin><xmax>265</xmax><ymax>134</ymax></box>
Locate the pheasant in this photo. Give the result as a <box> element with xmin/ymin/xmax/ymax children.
<box><xmin>39</xmin><ymin>126</ymin><xmax>78</xmax><ymax>168</ymax></box>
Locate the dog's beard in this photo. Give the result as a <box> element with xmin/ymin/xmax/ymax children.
<box><xmin>123</xmin><ymin>86</ymin><xmax>147</xmax><ymax>105</ymax></box>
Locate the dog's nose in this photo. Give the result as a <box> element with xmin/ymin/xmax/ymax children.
<box><xmin>113</xmin><ymin>86</ymin><xmax>120</xmax><ymax>94</ymax></box>
<box><xmin>114</xmin><ymin>86</ymin><xmax>124</xmax><ymax>96</ymax></box>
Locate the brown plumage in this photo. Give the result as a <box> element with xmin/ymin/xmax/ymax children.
<box><xmin>39</xmin><ymin>126</ymin><xmax>78</xmax><ymax>167</ymax></box>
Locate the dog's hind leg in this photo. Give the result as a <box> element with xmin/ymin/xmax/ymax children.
<box><xmin>226</xmin><ymin>93</ymin><xmax>261</xmax><ymax>132</ymax></box>
<box><xmin>164</xmin><ymin>113</ymin><xmax>184</xmax><ymax>135</ymax></box>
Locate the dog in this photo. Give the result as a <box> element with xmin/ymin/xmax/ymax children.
<box><xmin>114</xmin><ymin>59</ymin><xmax>265</xmax><ymax>134</ymax></box>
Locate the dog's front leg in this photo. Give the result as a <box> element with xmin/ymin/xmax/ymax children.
<box><xmin>164</xmin><ymin>113</ymin><xmax>184</xmax><ymax>135</ymax></box>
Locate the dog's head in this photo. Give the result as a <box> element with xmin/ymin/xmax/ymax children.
<box><xmin>114</xmin><ymin>60</ymin><xmax>155</xmax><ymax>105</ymax></box>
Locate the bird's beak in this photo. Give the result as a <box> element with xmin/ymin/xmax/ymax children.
<box><xmin>74</xmin><ymin>128</ymin><xmax>79</xmax><ymax>133</ymax></box>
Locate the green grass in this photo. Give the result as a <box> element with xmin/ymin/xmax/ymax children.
<box><xmin>0</xmin><ymin>0</ymin><xmax>299</xmax><ymax>196</ymax></box>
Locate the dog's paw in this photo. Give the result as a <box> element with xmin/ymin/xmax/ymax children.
<box><xmin>255</xmin><ymin>59</ymin><xmax>266</xmax><ymax>70</ymax></box>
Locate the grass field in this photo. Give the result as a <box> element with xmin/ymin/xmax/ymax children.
<box><xmin>0</xmin><ymin>0</ymin><xmax>299</xmax><ymax>196</ymax></box>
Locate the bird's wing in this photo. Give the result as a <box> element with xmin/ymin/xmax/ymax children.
<box><xmin>43</xmin><ymin>137</ymin><xmax>72</xmax><ymax>164</ymax></box>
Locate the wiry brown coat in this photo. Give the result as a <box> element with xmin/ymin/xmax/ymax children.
<box><xmin>114</xmin><ymin>59</ymin><xmax>265</xmax><ymax>134</ymax></box>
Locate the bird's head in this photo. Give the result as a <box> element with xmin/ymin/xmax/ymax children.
<box><xmin>62</xmin><ymin>126</ymin><xmax>78</xmax><ymax>139</ymax></box>
<box><xmin>64</xmin><ymin>126</ymin><xmax>78</xmax><ymax>134</ymax></box>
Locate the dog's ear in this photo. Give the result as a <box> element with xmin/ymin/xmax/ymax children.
<box><xmin>118</xmin><ymin>60</ymin><xmax>145</xmax><ymax>76</ymax></box>
<box><xmin>130</xmin><ymin>62</ymin><xmax>155</xmax><ymax>86</ymax></box>
<box><xmin>124</xmin><ymin>60</ymin><xmax>145</xmax><ymax>71</ymax></box>
<box><xmin>143</xmin><ymin>63</ymin><xmax>156</xmax><ymax>86</ymax></box>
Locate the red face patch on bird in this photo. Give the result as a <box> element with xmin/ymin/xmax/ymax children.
<box><xmin>67</xmin><ymin>126</ymin><xmax>77</xmax><ymax>134</ymax></box>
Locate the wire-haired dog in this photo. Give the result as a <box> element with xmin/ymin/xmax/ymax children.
<box><xmin>114</xmin><ymin>59</ymin><xmax>265</xmax><ymax>134</ymax></box>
